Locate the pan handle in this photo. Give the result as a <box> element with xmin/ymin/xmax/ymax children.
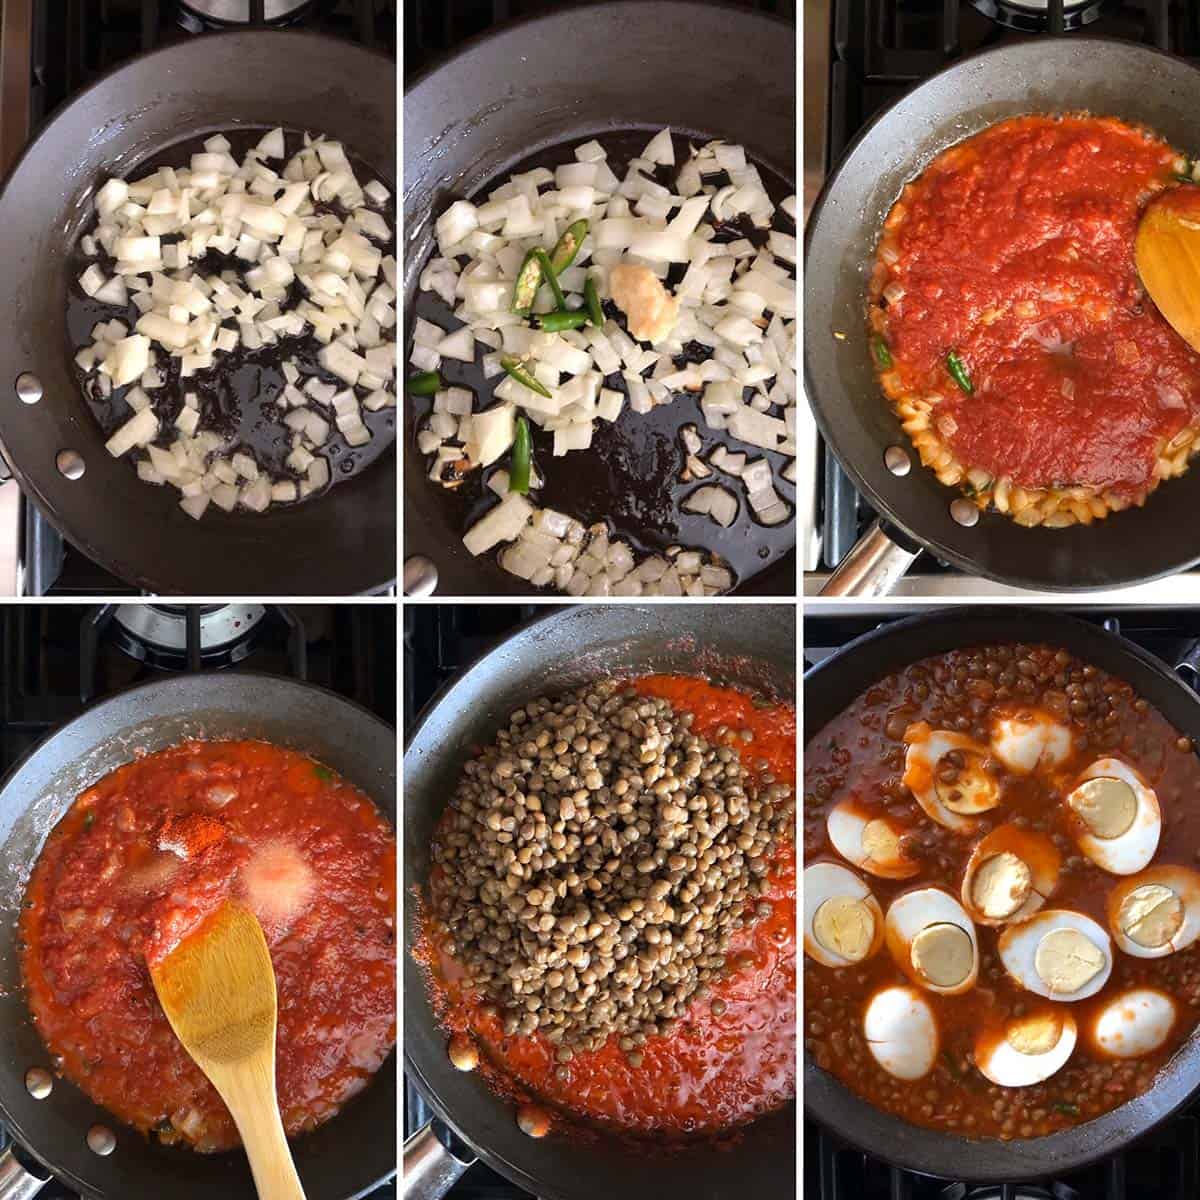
<box><xmin>0</xmin><ymin>1148</ymin><xmax>49</xmax><ymax>1200</ymax></box>
<box><xmin>818</xmin><ymin>519</ymin><xmax>919</xmax><ymax>597</ymax></box>
<box><xmin>401</xmin><ymin>1121</ymin><xmax>475</xmax><ymax>1200</ymax></box>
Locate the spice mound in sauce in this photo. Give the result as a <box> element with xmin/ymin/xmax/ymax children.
<box><xmin>870</xmin><ymin>114</ymin><xmax>1200</xmax><ymax>528</ymax></box>
<box><xmin>417</xmin><ymin>674</ymin><xmax>796</xmax><ymax>1136</ymax></box>
<box><xmin>20</xmin><ymin>740</ymin><xmax>396</xmax><ymax>1152</ymax></box>
<box><xmin>804</xmin><ymin>643</ymin><xmax>1200</xmax><ymax>1139</ymax></box>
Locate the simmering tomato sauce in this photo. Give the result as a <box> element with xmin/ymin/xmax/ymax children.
<box><xmin>416</xmin><ymin>675</ymin><xmax>795</xmax><ymax>1136</ymax></box>
<box><xmin>877</xmin><ymin>115</ymin><xmax>1200</xmax><ymax>493</ymax></box>
<box><xmin>20</xmin><ymin>740</ymin><xmax>396</xmax><ymax>1152</ymax></box>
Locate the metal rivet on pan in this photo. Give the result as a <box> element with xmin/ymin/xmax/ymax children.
<box><xmin>403</xmin><ymin>555</ymin><xmax>439</xmax><ymax>597</ymax></box>
<box><xmin>950</xmin><ymin>498</ymin><xmax>980</xmax><ymax>527</ymax></box>
<box><xmin>86</xmin><ymin>1124</ymin><xmax>116</xmax><ymax>1156</ymax></box>
<box><xmin>15</xmin><ymin>373</ymin><xmax>42</xmax><ymax>405</ymax></box>
<box><xmin>24</xmin><ymin>1068</ymin><xmax>52</xmax><ymax>1100</ymax></box>
<box><xmin>884</xmin><ymin>445</ymin><xmax>911</xmax><ymax>476</ymax></box>
<box><xmin>55</xmin><ymin>450</ymin><xmax>85</xmax><ymax>481</ymax></box>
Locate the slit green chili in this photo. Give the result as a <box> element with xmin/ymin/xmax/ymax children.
<box><xmin>533</xmin><ymin>248</ymin><xmax>566</xmax><ymax>310</ymax></box>
<box><xmin>511</xmin><ymin>249</ymin><xmax>543</xmax><ymax>314</ymax></box>
<box><xmin>500</xmin><ymin>355</ymin><xmax>552</xmax><ymax>398</ymax></box>
<box><xmin>550</xmin><ymin>219</ymin><xmax>589</xmax><ymax>273</ymax></box>
<box><xmin>585</xmin><ymin>276</ymin><xmax>604</xmax><ymax>328</ymax></box>
<box><xmin>509</xmin><ymin>416</ymin><xmax>532</xmax><ymax>494</ymax></box>
<box><xmin>947</xmin><ymin>350</ymin><xmax>974</xmax><ymax>394</ymax></box>
<box><xmin>536</xmin><ymin>310</ymin><xmax>590</xmax><ymax>332</ymax></box>
<box><xmin>870</xmin><ymin>335</ymin><xmax>893</xmax><ymax>370</ymax></box>
<box><xmin>407</xmin><ymin>370</ymin><xmax>442</xmax><ymax>396</ymax></box>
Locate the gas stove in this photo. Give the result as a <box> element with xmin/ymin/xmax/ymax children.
<box><xmin>802</xmin><ymin>0</ymin><xmax>1200</xmax><ymax>598</ymax></box>
<box><xmin>0</xmin><ymin>0</ymin><xmax>395</xmax><ymax>595</ymax></box>
<box><xmin>803</xmin><ymin>603</ymin><xmax>1200</xmax><ymax>1200</ymax></box>
<box><xmin>0</xmin><ymin>601</ymin><xmax>397</xmax><ymax>1197</ymax></box>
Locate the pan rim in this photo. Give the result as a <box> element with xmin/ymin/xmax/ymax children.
<box><xmin>800</xmin><ymin>603</ymin><xmax>1200</xmax><ymax>1180</ymax></box>
<box><xmin>0</xmin><ymin>668</ymin><xmax>396</xmax><ymax>1200</ymax></box>
<box><xmin>802</xmin><ymin>34</ymin><xmax>1200</xmax><ymax>593</ymax></box>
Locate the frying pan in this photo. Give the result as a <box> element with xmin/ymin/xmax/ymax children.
<box><xmin>804</xmin><ymin>605</ymin><xmax>1200</xmax><ymax>1180</ymax></box>
<box><xmin>0</xmin><ymin>31</ymin><xmax>395</xmax><ymax>595</ymax></box>
<box><xmin>402</xmin><ymin>604</ymin><xmax>796</xmax><ymax>1199</ymax></box>
<box><xmin>0</xmin><ymin>672</ymin><xmax>396</xmax><ymax>1200</ymax></box>
<box><xmin>403</xmin><ymin>1</ymin><xmax>797</xmax><ymax>597</ymax></box>
<box><xmin>804</xmin><ymin>38</ymin><xmax>1200</xmax><ymax>595</ymax></box>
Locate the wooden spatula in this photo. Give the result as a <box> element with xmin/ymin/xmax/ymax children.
<box><xmin>150</xmin><ymin>901</ymin><xmax>305</xmax><ymax>1200</ymax></box>
<box><xmin>1136</xmin><ymin>187</ymin><xmax>1200</xmax><ymax>355</ymax></box>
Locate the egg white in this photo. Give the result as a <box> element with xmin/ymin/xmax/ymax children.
<box><xmin>976</xmin><ymin>1012</ymin><xmax>1077</xmax><ymax>1087</ymax></box>
<box><xmin>990</xmin><ymin>706</ymin><xmax>1073</xmax><ymax>775</ymax></box>
<box><xmin>826</xmin><ymin>801</ymin><xmax>919</xmax><ymax>880</ymax></box>
<box><xmin>803</xmin><ymin>861</ymin><xmax>883</xmax><ymax>968</ymax></box>
<box><xmin>885</xmin><ymin>887</ymin><xmax>979</xmax><ymax>995</ymax></box>
<box><xmin>1092</xmin><ymin>989</ymin><xmax>1177</xmax><ymax>1059</ymax></box>
<box><xmin>1107</xmin><ymin>865</ymin><xmax>1200</xmax><ymax>958</ymax></box>
<box><xmin>1067</xmin><ymin>758</ymin><xmax>1160</xmax><ymax>876</ymax></box>
<box><xmin>903</xmin><ymin>724</ymin><xmax>993</xmax><ymax>834</ymax></box>
<box><xmin>863</xmin><ymin>985</ymin><xmax>939</xmax><ymax>1081</ymax></box>
<box><xmin>997</xmin><ymin>909</ymin><xmax>1113</xmax><ymax>1001</ymax></box>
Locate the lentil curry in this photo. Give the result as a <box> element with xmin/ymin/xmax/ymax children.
<box><xmin>804</xmin><ymin>643</ymin><xmax>1200</xmax><ymax>1139</ymax></box>
<box><xmin>418</xmin><ymin>673</ymin><xmax>796</xmax><ymax>1136</ymax></box>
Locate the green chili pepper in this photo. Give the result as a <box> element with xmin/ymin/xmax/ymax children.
<box><xmin>1176</xmin><ymin>157</ymin><xmax>1196</xmax><ymax>184</ymax></box>
<box><xmin>407</xmin><ymin>370</ymin><xmax>443</xmax><ymax>396</ymax></box>
<box><xmin>1053</xmin><ymin>1102</ymin><xmax>1080</xmax><ymax>1117</ymax></box>
<box><xmin>500</xmin><ymin>355</ymin><xmax>552</xmax><ymax>399</ymax></box>
<box><xmin>511</xmin><ymin>249</ymin><xmax>543</xmax><ymax>314</ymax></box>
<box><xmin>533</xmin><ymin>249</ymin><xmax>566</xmax><ymax>310</ymax></box>
<box><xmin>313</xmin><ymin>764</ymin><xmax>335</xmax><ymax>782</ymax></box>
<box><xmin>946</xmin><ymin>350</ymin><xmax>974</xmax><ymax>395</ymax></box>
<box><xmin>585</xmin><ymin>276</ymin><xmax>604</xmax><ymax>328</ymax></box>
<box><xmin>550</xmin><ymin>219</ymin><xmax>589</xmax><ymax>273</ymax></box>
<box><xmin>870</xmin><ymin>335</ymin><xmax>893</xmax><ymax>370</ymax></box>
<box><xmin>536</xmin><ymin>309</ymin><xmax>590</xmax><ymax>332</ymax></box>
<box><xmin>509</xmin><ymin>416</ymin><xmax>532</xmax><ymax>494</ymax></box>
<box><xmin>83</xmin><ymin>809</ymin><xmax>96</xmax><ymax>830</ymax></box>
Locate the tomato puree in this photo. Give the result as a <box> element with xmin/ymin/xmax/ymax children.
<box><xmin>416</xmin><ymin>675</ymin><xmax>795</xmax><ymax>1136</ymax></box>
<box><xmin>877</xmin><ymin>115</ymin><xmax>1200</xmax><ymax>493</ymax></box>
<box><xmin>20</xmin><ymin>739</ymin><xmax>396</xmax><ymax>1152</ymax></box>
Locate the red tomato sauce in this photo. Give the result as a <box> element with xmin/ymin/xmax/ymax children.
<box><xmin>879</xmin><ymin>115</ymin><xmax>1200</xmax><ymax>493</ymax></box>
<box><xmin>20</xmin><ymin>740</ymin><xmax>396</xmax><ymax>1152</ymax></box>
<box><xmin>415</xmin><ymin>675</ymin><xmax>795</xmax><ymax>1137</ymax></box>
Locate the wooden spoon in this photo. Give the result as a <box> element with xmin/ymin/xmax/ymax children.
<box><xmin>150</xmin><ymin>901</ymin><xmax>305</xmax><ymax>1200</ymax></box>
<box><xmin>1136</xmin><ymin>187</ymin><xmax>1200</xmax><ymax>355</ymax></box>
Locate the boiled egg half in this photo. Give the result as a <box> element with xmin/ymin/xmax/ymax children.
<box><xmin>990</xmin><ymin>705</ymin><xmax>1073</xmax><ymax>775</ymax></box>
<box><xmin>826</xmin><ymin>800</ymin><xmax>919</xmax><ymax>880</ymax></box>
<box><xmin>1065</xmin><ymin>758</ymin><xmax>1160</xmax><ymax>875</ymax></box>
<box><xmin>975</xmin><ymin>1009</ymin><xmax>1077</xmax><ymax>1087</ymax></box>
<box><xmin>961</xmin><ymin>826</ymin><xmax>1061</xmax><ymax>926</ymax></box>
<box><xmin>1107</xmin><ymin>865</ymin><xmax>1200</xmax><ymax>958</ymax></box>
<box><xmin>885</xmin><ymin>887</ymin><xmax>979</xmax><ymax>995</ymax></box>
<box><xmin>803</xmin><ymin>861</ymin><xmax>883</xmax><ymax>967</ymax></box>
<box><xmin>863</xmin><ymin>985</ymin><xmax>939</xmax><ymax>1081</ymax></box>
<box><xmin>997</xmin><ymin>909</ymin><xmax>1113</xmax><ymax>1001</ymax></box>
<box><xmin>1091</xmin><ymin>989</ymin><xmax>1177</xmax><ymax>1059</ymax></box>
<box><xmin>903</xmin><ymin>723</ymin><xmax>999</xmax><ymax>834</ymax></box>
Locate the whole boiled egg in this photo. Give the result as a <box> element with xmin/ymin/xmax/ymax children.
<box><xmin>997</xmin><ymin>909</ymin><xmax>1113</xmax><ymax>1001</ymax></box>
<box><xmin>989</xmin><ymin>705</ymin><xmax>1073</xmax><ymax>775</ymax></box>
<box><xmin>1107</xmin><ymin>865</ymin><xmax>1200</xmax><ymax>958</ymax></box>
<box><xmin>803</xmin><ymin>861</ymin><xmax>883</xmax><ymax>968</ymax></box>
<box><xmin>961</xmin><ymin>826</ymin><xmax>1061</xmax><ymax>926</ymax></box>
<box><xmin>975</xmin><ymin>1008</ymin><xmax>1077</xmax><ymax>1087</ymax></box>
<box><xmin>1091</xmin><ymin>989</ymin><xmax>1177</xmax><ymax>1059</ymax></box>
<box><xmin>885</xmin><ymin>887</ymin><xmax>979</xmax><ymax>995</ymax></box>
<box><xmin>903</xmin><ymin>722</ymin><xmax>1000</xmax><ymax>834</ymax></box>
<box><xmin>826</xmin><ymin>800</ymin><xmax>919</xmax><ymax>880</ymax></box>
<box><xmin>1065</xmin><ymin>759</ymin><xmax>1160</xmax><ymax>875</ymax></box>
<box><xmin>863</xmin><ymin>985</ymin><xmax>939</xmax><ymax>1080</ymax></box>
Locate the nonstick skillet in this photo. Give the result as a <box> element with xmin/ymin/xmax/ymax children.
<box><xmin>0</xmin><ymin>31</ymin><xmax>395</xmax><ymax>596</ymax></box>
<box><xmin>0</xmin><ymin>672</ymin><xmax>396</xmax><ymax>1200</ymax></box>
<box><xmin>403</xmin><ymin>604</ymin><xmax>796</xmax><ymax>1200</ymax></box>
<box><xmin>804</xmin><ymin>606</ymin><xmax>1200</xmax><ymax>1180</ymax></box>
<box><xmin>403</xmin><ymin>1</ymin><xmax>797</xmax><ymax>598</ymax></box>
<box><xmin>804</xmin><ymin>38</ymin><xmax>1200</xmax><ymax>596</ymax></box>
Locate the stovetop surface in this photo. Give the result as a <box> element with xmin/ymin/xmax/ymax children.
<box><xmin>0</xmin><ymin>602</ymin><xmax>396</xmax><ymax>1197</ymax></box>
<box><xmin>803</xmin><ymin>604</ymin><xmax>1200</xmax><ymax>1199</ymax></box>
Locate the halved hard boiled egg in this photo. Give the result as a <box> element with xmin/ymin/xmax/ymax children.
<box><xmin>1065</xmin><ymin>758</ymin><xmax>1160</xmax><ymax>876</ymax></box>
<box><xmin>961</xmin><ymin>826</ymin><xmax>1061</xmax><ymax>926</ymax></box>
<box><xmin>885</xmin><ymin>887</ymin><xmax>979</xmax><ymax>995</ymax></box>
<box><xmin>990</xmin><ymin>705</ymin><xmax>1073</xmax><ymax>775</ymax></box>
<box><xmin>997</xmin><ymin>909</ymin><xmax>1113</xmax><ymax>1001</ymax></box>
<box><xmin>903</xmin><ymin>723</ymin><xmax>999</xmax><ymax>834</ymax></box>
<box><xmin>826</xmin><ymin>800</ymin><xmax>919</xmax><ymax>880</ymax></box>
<box><xmin>975</xmin><ymin>1008</ymin><xmax>1077</xmax><ymax>1087</ymax></box>
<box><xmin>863</xmin><ymin>985</ymin><xmax>938</xmax><ymax>1080</ymax></box>
<box><xmin>803</xmin><ymin>861</ymin><xmax>884</xmax><ymax>967</ymax></box>
<box><xmin>1107</xmin><ymin>865</ymin><xmax>1200</xmax><ymax>958</ymax></box>
<box><xmin>1091</xmin><ymin>989</ymin><xmax>1177</xmax><ymax>1059</ymax></box>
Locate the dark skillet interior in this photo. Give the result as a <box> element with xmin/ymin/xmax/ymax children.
<box><xmin>0</xmin><ymin>30</ymin><xmax>396</xmax><ymax>596</ymax></box>
<box><xmin>403</xmin><ymin>0</ymin><xmax>796</xmax><ymax>597</ymax></box>
<box><xmin>404</xmin><ymin>604</ymin><xmax>795</xmax><ymax>1200</ymax></box>
<box><xmin>0</xmin><ymin>674</ymin><xmax>396</xmax><ymax>1200</ymax></box>
<box><xmin>803</xmin><ymin>37</ymin><xmax>1200</xmax><ymax>592</ymax></box>
<box><xmin>803</xmin><ymin>606</ymin><xmax>1200</xmax><ymax>1180</ymax></box>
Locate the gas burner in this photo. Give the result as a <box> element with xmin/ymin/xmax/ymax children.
<box><xmin>176</xmin><ymin>0</ymin><xmax>316</xmax><ymax>30</ymax></box>
<box><xmin>942</xmin><ymin>1185</ymin><xmax>1077</xmax><ymax>1200</ymax></box>
<box><xmin>968</xmin><ymin>0</ymin><xmax>1113</xmax><ymax>33</ymax></box>
<box><xmin>112</xmin><ymin>604</ymin><xmax>267</xmax><ymax>669</ymax></box>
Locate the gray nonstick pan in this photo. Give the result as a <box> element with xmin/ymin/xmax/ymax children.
<box><xmin>403</xmin><ymin>604</ymin><xmax>796</xmax><ymax>1199</ymax></box>
<box><xmin>804</xmin><ymin>606</ymin><xmax>1200</xmax><ymax>1179</ymax></box>
<box><xmin>804</xmin><ymin>38</ymin><xmax>1200</xmax><ymax>595</ymax></box>
<box><xmin>0</xmin><ymin>672</ymin><xmax>396</xmax><ymax>1200</ymax></box>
